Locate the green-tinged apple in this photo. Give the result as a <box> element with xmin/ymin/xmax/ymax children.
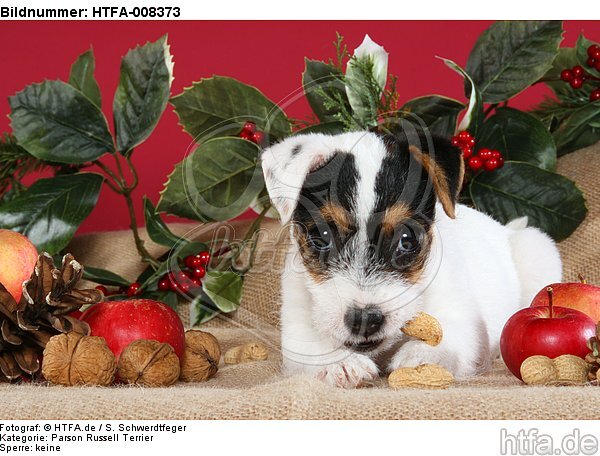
<box><xmin>531</xmin><ymin>277</ymin><xmax>600</xmax><ymax>323</ymax></box>
<box><xmin>0</xmin><ymin>229</ymin><xmax>38</xmax><ymax>302</ymax></box>
<box><xmin>501</xmin><ymin>287</ymin><xmax>596</xmax><ymax>381</ymax></box>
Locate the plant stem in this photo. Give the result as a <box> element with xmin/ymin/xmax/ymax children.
<box><xmin>122</xmin><ymin>184</ymin><xmax>160</xmax><ymax>269</ymax></box>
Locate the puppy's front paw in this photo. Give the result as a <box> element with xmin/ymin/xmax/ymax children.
<box><xmin>316</xmin><ymin>354</ymin><xmax>378</xmax><ymax>389</ymax></box>
<box><xmin>390</xmin><ymin>340</ymin><xmax>450</xmax><ymax>372</ymax></box>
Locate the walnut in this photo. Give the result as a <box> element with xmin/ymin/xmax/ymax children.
<box><xmin>224</xmin><ymin>341</ymin><xmax>269</xmax><ymax>364</ymax></box>
<box><xmin>42</xmin><ymin>332</ymin><xmax>116</xmax><ymax>386</ymax></box>
<box><xmin>117</xmin><ymin>340</ymin><xmax>180</xmax><ymax>387</ymax></box>
<box><xmin>180</xmin><ymin>330</ymin><xmax>221</xmax><ymax>382</ymax></box>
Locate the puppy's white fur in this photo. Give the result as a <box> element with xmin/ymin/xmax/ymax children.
<box><xmin>262</xmin><ymin>131</ymin><xmax>562</xmax><ymax>388</ymax></box>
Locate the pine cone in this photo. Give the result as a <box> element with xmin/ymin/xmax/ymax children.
<box><xmin>0</xmin><ymin>253</ymin><xmax>102</xmax><ymax>381</ymax></box>
<box><xmin>586</xmin><ymin>322</ymin><xmax>600</xmax><ymax>382</ymax></box>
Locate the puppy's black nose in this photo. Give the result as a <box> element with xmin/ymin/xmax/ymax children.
<box><xmin>344</xmin><ymin>307</ymin><xmax>385</xmax><ymax>338</ymax></box>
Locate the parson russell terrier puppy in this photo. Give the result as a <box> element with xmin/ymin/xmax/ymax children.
<box><xmin>261</xmin><ymin>130</ymin><xmax>562</xmax><ymax>388</ymax></box>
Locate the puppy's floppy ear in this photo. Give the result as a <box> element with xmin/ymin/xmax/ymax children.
<box><xmin>408</xmin><ymin>139</ymin><xmax>464</xmax><ymax>219</ymax></box>
<box><xmin>261</xmin><ymin>135</ymin><xmax>334</xmax><ymax>224</ymax></box>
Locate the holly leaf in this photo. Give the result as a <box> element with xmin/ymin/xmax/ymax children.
<box><xmin>302</xmin><ymin>59</ymin><xmax>350</xmax><ymax>123</ymax></box>
<box><xmin>9</xmin><ymin>80</ymin><xmax>114</xmax><ymax>164</ymax></box>
<box><xmin>543</xmin><ymin>47</ymin><xmax>592</xmax><ymax>105</ymax></box>
<box><xmin>400</xmin><ymin>95</ymin><xmax>465</xmax><ymax>137</ymax></box>
<box><xmin>113</xmin><ymin>35</ymin><xmax>174</xmax><ymax>154</ymax></box>
<box><xmin>171</xmin><ymin>76</ymin><xmax>291</xmax><ymax>142</ymax></box>
<box><xmin>157</xmin><ymin>137</ymin><xmax>264</xmax><ymax>222</ymax></box>
<box><xmin>0</xmin><ymin>173</ymin><xmax>103</xmax><ymax>254</ymax></box>
<box><xmin>201</xmin><ymin>270</ymin><xmax>242</xmax><ymax>313</ymax></box>
<box><xmin>466</xmin><ymin>21</ymin><xmax>564</xmax><ymax>103</ymax></box>
<box><xmin>83</xmin><ymin>266</ymin><xmax>130</xmax><ymax>287</ymax></box>
<box><xmin>477</xmin><ymin>108</ymin><xmax>557</xmax><ymax>170</ymax></box>
<box><xmin>68</xmin><ymin>48</ymin><xmax>102</xmax><ymax>107</ymax></box>
<box><xmin>552</xmin><ymin>102</ymin><xmax>600</xmax><ymax>156</ymax></box>
<box><xmin>470</xmin><ymin>162</ymin><xmax>586</xmax><ymax>241</ymax></box>
<box><xmin>143</xmin><ymin>196</ymin><xmax>181</xmax><ymax>248</ymax></box>
<box><xmin>440</xmin><ymin>58</ymin><xmax>484</xmax><ymax>136</ymax></box>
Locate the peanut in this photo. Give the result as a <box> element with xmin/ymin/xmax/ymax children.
<box><xmin>520</xmin><ymin>354</ymin><xmax>589</xmax><ymax>386</ymax></box>
<box><xmin>224</xmin><ymin>341</ymin><xmax>269</xmax><ymax>365</ymax></box>
<box><xmin>388</xmin><ymin>364</ymin><xmax>454</xmax><ymax>389</ymax></box>
<box><xmin>553</xmin><ymin>354</ymin><xmax>589</xmax><ymax>385</ymax></box>
<box><xmin>520</xmin><ymin>356</ymin><xmax>558</xmax><ymax>385</ymax></box>
<box><xmin>401</xmin><ymin>312</ymin><xmax>443</xmax><ymax>346</ymax></box>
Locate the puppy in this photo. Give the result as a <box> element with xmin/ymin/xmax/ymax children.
<box><xmin>261</xmin><ymin>130</ymin><xmax>562</xmax><ymax>388</ymax></box>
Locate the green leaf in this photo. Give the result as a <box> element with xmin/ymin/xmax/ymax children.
<box><xmin>477</xmin><ymin>108</ymin><xmax>557</xmax><ymax>170</ymax></box>
<box><xmin>192</xmin><ymin>294</ymin><xmax>220</xmax><ymax>325</ymax></box>
<box><xmin>0</xmin><ymin>173</ymin><xmax>103</xmax><ymax>254</ymax></box>
<box><xmin>552</xmin><ymin>102</ymin><xmax>600</xmax><ymax>156</ymax></box>
<box><xmin>9</xmin><ymin>80</ymin><xmax>114</xmax><ymax>164</ymax></box>
<box><xmin>470</xmin><ymin>162</ymin><xmax>586</xmax><ymax>241</ymax></box>
<box><xmin>466</xmin><ymin>21</ymin><xmax>564</xmax><ymax>103</ymax></box>
<box><xmin>157</xmin><ymin>137</ymin><xmax>264</xmax><ymax>222</ymax></box>
<box><xmin>543</xmin><ymin>47</ymin><xmax>591</xmax><ymax>105</ymax></box>
<box><xmin>143</xmin><ymin>196</ymin><xmax>181</xmax><ymax>248</ymax></box>
<box><xmin>344</xmin><ymin>57</ymin><xmax>381</xmax><ymax>128</ymax></box>
<box><xmin>302</xmin><ymin>59</ymin><xmax>350</xmax><ymax>123</ymax></box>
<box><xmin>201</xmin><ymin>270</ymin><xmax>242</xmax><ymax>313</ymax></box>
<box><xmin>113</xmin><ymin>35</ymin><xmax>174</xmax><ymax>154</ymax></box>
<box><xmin>293</xmin><ymin>121</ymin><xmax>345</xmax><ymax>136</ymax></box>
<box><xmin>139</xmin><ymin>290</ymin><xmax>179</xmax><ymax>310</ymax></box>
<box><xmin>401</xmin><ymin>95</ymin><xmax>465</xmax><ymax>137</ymax></box>
<box><xmin>68</xmin><ymin>49</ymin><xmax>102</xmax><ymax>107</ymax></box>
<box><xmin>440</xmin><ymin>58</ymin><xmax>484</xmax><ymax>135</ymax></box>
<box><xmin>171</xmin><ymin>76</ymin><xmax>291</xmax><ymax>142</ymax></box>
<box><xmin>576</xmin><ymin>34</ymin><xmax>600</xmax><ymax>79</ymax></box>
<box><xmin>83</xmin><ymin>266</ymin><xmax>130</xmax><ymax>287</ymax></box>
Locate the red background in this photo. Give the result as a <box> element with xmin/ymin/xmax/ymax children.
<box><xmin>0</xmin><ymin>21</ymin><xmax>598</xmax><ymax>233</ymax></box>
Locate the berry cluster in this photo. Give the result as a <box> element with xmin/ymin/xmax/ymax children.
<box><xmin>451</xmin><ymin>131</ymin><xmax>505</xmax><ymax>172</ymax></box>
<box><xmin>157</xmin><ymin>250</ymin><xmax>211</xmax><ymax>295</ymax></box>
<box><xmin>239</xmin><ymin>122</ymin><xmax>266</xmax><ymax>146</ymax></box>
<box><xmin>94</xmin><ymin>250</ymin><xmax>211</xmax><ymax>298</ymax></box>
<box><xmin>560</xmin><ymin>45</ymin><xmax>600</xmax><ymax>102</ymax></box>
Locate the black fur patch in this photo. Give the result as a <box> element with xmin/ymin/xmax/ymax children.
<box><xmin>292</xmin><ymin>152</ymin><xmax>359</xmax><ymax>279</ymax></box>
<box><xmin>291</xmin><ymin>144</ymin><xmax>302</xmax><ymax>156</ymax></box>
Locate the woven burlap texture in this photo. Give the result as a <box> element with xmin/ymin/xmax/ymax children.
<box><xmin>2</xmin><ymin>143</ymin><xmax>600</xmax><ymax>419</ymax></box>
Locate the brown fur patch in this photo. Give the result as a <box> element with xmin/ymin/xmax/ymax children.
<box><xmin>320</xmin><ymin>202</ymin><xmax>352</xmax><ymax>232</ymax></box>
<box><xmin>401</xmin><ymin>227</ymin><xmax>433</xmax><ymax>284</ymax></box>
<box><xmin>408</xmin><ymin>145</ymin><xmax>459</xmax><ymax>219</ymax></box>
<box><xmin>292</xmin><ymin>224</ymin><xmax>329</xmax><ymax>284</ymax></box>
<box><xmin>382</xmin><ymin>203</ymin><xmax>412</xmax><ymax>236</ymax></box>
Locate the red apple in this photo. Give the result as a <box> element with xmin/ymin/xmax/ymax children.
<box><xmin>531</xmin><ymin>279</ymin><xmax>600</xmax><ymax>323</ymax></box>
<box><xmin>80</xmin><ymin>299</ymin><xmax>185</xmax><ymax>360</ymax></box>
<box><xmin>0</xmin><ymin>229</ymin><xmax>38</xmax><ymax>302</ymax></box>
<box><xmin>501</xmin><ymin>288</ymin><xmax>596</xmax><ymax>380</ymax></box>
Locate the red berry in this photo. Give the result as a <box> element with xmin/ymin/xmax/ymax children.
<box><xmin>179</xmin><ymin>281</ymin><xmax>191</xmax><ymax>293</ymax></box>
<box><xmin>587</xmin><ymin>58</ymin><xmax>597</xmax><ymax>68</ymax></box>
<box><xmin>468</xmin><ymin>156</ymin><xmax>483</xmax><ymax>171</ymax></box>
<box><xmin>95</xmin><ymin>285</ymin><xmax>108</xmax><ymax>295</ymax></box>
<box><xmin>184</xmin><ymin>255</ymin><xmax>202</xmax><ymax>269</ymax></box>
<box><xmin>192</xmin><ymin>266</ymin><xmax>206</xmax><ymax>279</ymax></box>
<box><xmin>126</xmin><ymin>282</ymin><xmax>141</xmax><ymax>297</ymax></box>
<box><xmin>590</xmin><ymin>89</ymin><xmax>600</xmax><ymax>102</ymax></box>
<box><xmin>477</xmin><ymin>148</ymin><xmax>493</xmax><ymax>161</ymax></box>
<box><xmin>242</xmin><ymin>121</ymin><xmax>256</xmax><ymax>133</ymax></box>
<box><xmin>158</xmin><ymin>279</ymin><xmax>170</xmax><ymax>291</ymax></box>
<box><xmin>588</xmin><ymin>45</ymin><xmax>600</xmax><ymax>58</ymax></box>
<box><xmin>570</xmin><ymin>77</ymin><xmax>584</xmax><ymax>89</ymax></box>
<box><xmin>483</xmin><ymin>158</ymin><xmax>500</xmax><ymax>172</ymax></box>
<box><xmin>252</xmin><ymin>131</ymin><xmax>266</xmax><ymax>145</ymax></box>
<box><xmin>451</xmin><ymin>136</ymin><xmax>460</xmax><ymax>147</ymax></box>
<box><xmin>497</xmin><ymin>155</ymin><xmax>505</xmax><ymax>168</ymax></box>
<box><xmin>573</xmin><ymin>66</ymin><xmax>585</xmax><ymax>78</ymax></box>
<box><xmin>561</xmin><ymin>69</ymin><xmax>574</xmax><ymax>82</ymax></box>
<box><xmin>595</xmin><ymin>61</ymin><xmax>600</xmax><ymax>72</ymax></box>
<box><xmin>197</xmin><ymin>251</ymin><xmax>211</xmax><ymax>266</ymax></box>
<box><xmin>458</xmin><ymin>131</ymin><xmax>472</xmax><ymax>142</ymax></box>
<box><xmin>462</xmin><ymin>147</ymin><xmax>473</xmax><ymax>159</ymax></box>
<box><xmin>490</xmin><ymin>150</ymin><xmax>501</xmax><ymax>159</ymax></box>
<box><xmin>240</xmin><ymin>130</ymin><xmax>254</xmax><ymax>140</ymax></box>
<box><xmin>191</xmin><ymin>278</ymin><xmax>202</xmax><ymax>288</ymax></box>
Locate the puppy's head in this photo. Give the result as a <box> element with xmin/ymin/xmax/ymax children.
<box><xmin>262</xmin><ymin>130</ymin><xmax>463</xmax><ymax>353</ymax></box>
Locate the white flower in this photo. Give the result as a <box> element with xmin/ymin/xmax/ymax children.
<box><xmin>348</xmin><ymin>34</ymin><xmax>389</xmax><ymax>91</ymax></box>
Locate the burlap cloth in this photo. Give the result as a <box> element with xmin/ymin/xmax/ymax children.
<box><xmin>2</xmin><ymin>143</ymin><xmax>600</xmax><ymax>420</ymax></box>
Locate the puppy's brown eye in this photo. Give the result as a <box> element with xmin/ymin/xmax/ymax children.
<box><xmin>395</xmin><ymin>224</ymin><xmax>421</xmax><ymax>255</ymax></box>
<box><xmin>307</xmin><ymin>226</ymin><xmax>333</xmax><ymax>252</ymax></box>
